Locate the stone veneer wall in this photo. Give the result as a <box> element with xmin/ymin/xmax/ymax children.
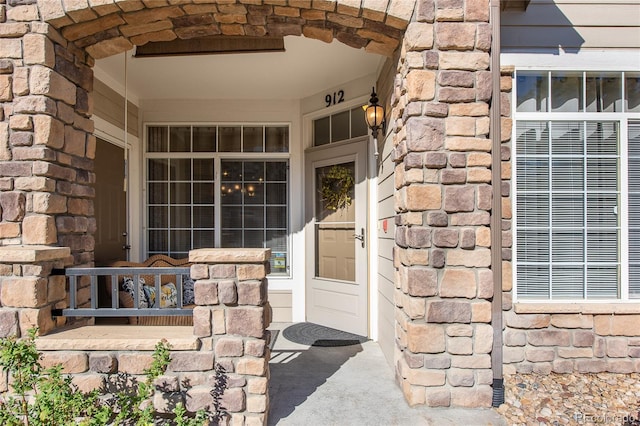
<box><xmin>503</xmin><ymin>307</ymin><xmax>640</xmax><ymax>375</ymax></box>
<box><xmin>0</xmin><ymin>1</ymin><xmax>96</xmax><ymax>264</ymax></box>
<box><xmin>2</xmin><ymin>247</ymin><xmax>271</xmax><ymax>425</ymax></box>
<box><xmin>188</xmin><ymin>247</ymin><xmax>272</xmax><ymax>426</ymax></box>
<box><xmin>500</xmin><ymin>68</ymin><xmax>640</xmax><ymax>375</ymax></box>
<box><xmin>0</xmin><ymin>245</ymin><xmax>72</xmax><ymax>336</ymax></box>
<box><xmin>391</xmin><ymin>0</ymin><xmax>496</xmax><ymax>408</ymax></box>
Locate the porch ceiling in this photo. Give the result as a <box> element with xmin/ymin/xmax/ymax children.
<box><xmin>45</xmin><ymin>0</ymin><xmax>407</xmax><ymax>102</ymax></box>
<box><xmin>94</xmin><ymin>35</ymin><xmax>385</xmax><ymax>101</ymax></box>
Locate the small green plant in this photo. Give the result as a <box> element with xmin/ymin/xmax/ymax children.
<box><xmin>110</xmin><ymin>339</ymin><xmax>172</xmax><ymax>425</ymax></box>
<box><xmin>210</xmin><ymin>363</ymin><xmax>229</xmax><ymax>424</ymax></box>
<box><xmin>0</xmin><ymin>329</ymin><xmax>109</xmax><ymax>425</ymax></box>
<box><xmin>0</xmin><ymin>331</ymin><xmax>229</xmax><ymax>425</ymax></box>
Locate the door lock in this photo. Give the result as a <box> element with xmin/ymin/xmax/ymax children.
<box><xmin>353</xmin><ymin>228</ymin><xmax>365</xmax><ymax>248</ymax></box>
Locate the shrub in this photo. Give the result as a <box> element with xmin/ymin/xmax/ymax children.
<box><xmin>0</xmin><ymin>330</ymin><xmax>227</xmax><ymax>425</ymax></box>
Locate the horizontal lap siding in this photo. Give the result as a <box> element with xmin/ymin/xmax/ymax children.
<box><xmin>377</xmin><ymin>126</ymin><xmax>396</xmax><ymax>367</ymax></box>
<box><xmin>268</xmin><ymin>290</ymin><xmax>292</xmax><ymax>322</ymax></box>
<box><xmin>501</xmin><ymin>2</ymin><xmax>640</xmax><ymax>50</ymax></box>
<box><xmin>94</xmin><ymin>79</ymin><xmax>139</xmax><ymax>137</ymax></box>
<box><xmin>378</xmin><ymin>273</ymin><xmax>396</xmax><ymax>369</ymax></box>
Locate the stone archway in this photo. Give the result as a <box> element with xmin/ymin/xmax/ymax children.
<box><xmin>0</xmin><ymin>0</ymin><xmax>497</xmax><ymax>411</ymax></box>
<box><xmin>42</xmin><ymin>1</ymin><xmax>409</xmax><ymax>59</ymax></box>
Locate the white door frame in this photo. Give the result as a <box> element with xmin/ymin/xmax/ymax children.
<box><xmin>304</xmin><ymin>139</ymin><xmax>370</xmax><ymax>336</ymax></box>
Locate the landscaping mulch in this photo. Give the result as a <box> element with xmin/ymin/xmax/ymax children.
<box><xmin>496</xmin><ymin>372</ymin><xmax>640</xmax><ymax>425</ymax></box>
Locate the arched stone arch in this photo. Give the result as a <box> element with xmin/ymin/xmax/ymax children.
<box><xmin>0</xmin><ymin>0</ymin><xmax>499</xmax><ymax>413</ymax></box>
<box><xmin>40</xmin><ymin>0</ymin><xmax>412</xmax><ymax>59</ymax></box>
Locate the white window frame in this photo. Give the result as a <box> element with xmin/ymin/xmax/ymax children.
<box><xmin>143</xmin><ymin>122</ymin><xmax>292</xmax><ymax>277</ymax></box>
<box><xmin>513</xmin><ymin>69</ymin><xmax>640</xmax><ymax>303</ymax></box>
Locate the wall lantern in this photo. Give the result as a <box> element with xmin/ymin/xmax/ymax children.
<box><xmin>363</xmin><ymin>87</ymin><xmax>385</xmax><ymax>159</ymax></box>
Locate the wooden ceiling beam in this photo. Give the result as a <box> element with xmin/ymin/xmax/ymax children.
<box><xmin>134</xmin><ymin>36</ymin><xmax>285</xmax><ymax>58</ymax></box>
<box><xmin>500</xmin><ymin>0</ymin><xmax>531</xmax><ymax>11</ymax></box>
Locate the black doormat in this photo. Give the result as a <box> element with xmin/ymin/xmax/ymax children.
<box><xmin>282</xmin><ymin>322</ymin><xmax>368</xmax><ymax>347</ymax></box>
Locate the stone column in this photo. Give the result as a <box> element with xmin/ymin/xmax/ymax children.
<box><xmin>189</xmin><ymin>248</ymin><xmax>271</xmax><ymax>426</ymax></box>
<box><xmin>391</xmin><ymin>0</ymin><xmax>494</xmax><ymax>407</ymax></box>
<box><xmin>0</xmin><ymin>2</ymin><xmax>96</xmax><ymax>267</ymax></box>
<box><xmin>0</xmin><ymin>245</ymin><xmax>71</xmax><ymax>337</ymax></box>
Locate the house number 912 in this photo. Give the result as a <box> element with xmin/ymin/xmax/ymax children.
<box><xmin>325</xmin><ymin>90</ymin><xmax>345</xmax><ymax>107</ymax></box>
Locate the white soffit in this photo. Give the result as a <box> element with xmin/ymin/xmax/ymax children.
<box><xmin>94</xmin><ymin>35</ymin><xmax>385</xmax><ymax>101</ymax></box>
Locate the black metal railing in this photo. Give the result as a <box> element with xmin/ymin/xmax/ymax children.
<box><xmin>59</xmin><ymin>266</ymin><xmax>192</xmax><ymax>317</ymax></box>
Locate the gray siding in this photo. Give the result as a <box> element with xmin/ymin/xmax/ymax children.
<box><xmin>377</xmin><ymin>132</ymin><xmax>396</xmax><ymax>369</ymax></box>
<box><xmin>501</xmin><ymin>1</ymin><xmax>640</xmax><ymax>50</ymax></box>
<box><xmin>376</xmin><ymin>57</ymin><xmax>397</xmax><ymax>369</ymax></box>
<box><xmin>269</xmin><ymin>290</ymin><xmax>292</xmax><ymax>322</ymax></box>
<box><xmin>94</xmin><ymin>79</ymin><xmax>139</xmax><ymax>137</ymax></box>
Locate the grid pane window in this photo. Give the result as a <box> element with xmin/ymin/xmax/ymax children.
<box><xmin>313</xmin><ymin>106</ymin><xmax>368</xmax><ymax>146</ymax></box>
<box><xmin>551</xmin><ymin>72</ymin><xmax>583</xmax><ymax>112</ymax></box>
<box><xmin>146</xmin><ymin>124</ymin><xmax>290</xmax><ymax>275</ymax></box>
<box><xmin>193</xmin><ymin>127</ymin><xmax>216</xmax><ymax>152</ymax></box>
<box><xmin>626</xmin><ymin>73</ymin><xmax>640</xmax><ymax>113</ymax></box>
<box><xmin>629</xmin><ymin>122</ymin><xmax>640</xmax><ymax>297</ymax></box>
<box><xmin>147</xmin><ymin>157</ymin><xmax>214</xmax><ymax>259</ymax></box>
<box><xmin>515</xmin><ymin>70</ymin><xmax>640</xmax><ymax>301</ymax></box>
<box><xmin>170</xmin><ymin>127</ymin><xmax>191</xmax><ymax>152</ymax></box>
<box><xmin>586</xmin><ymin>73</ymin><xmax>622</xmax><ymax>113</ymax></box>
<box><xmin>265</xmin><ymin>126</ymin><xmax>289</xmax><ymax>152</ymax></box>
<box><xmin>516</xmin><ymin>72</ymin><xmax>548</xmax><ymax>112</ymax></box>
<box><xmin>221</xmin><ymin>160</ymin><xmax>289</xmax><ymax>273</ymax></box>
<box><xmin>516</xmin><ymin>121</ymin><xmax>620</xmax><ymax>300</ymax></box>
<box><xmin>517</xmin><ymin>71</ymin><xmax>640</xmax><ymax>114</ymax></box>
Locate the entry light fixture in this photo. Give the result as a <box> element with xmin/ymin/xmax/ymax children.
<box><xmin>364</xmin><ymin>87</ymin><xmax>385</xmax><ymax>159</ymax></box>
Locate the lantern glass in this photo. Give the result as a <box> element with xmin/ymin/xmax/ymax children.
<box><xmin>365</xmin><ymin>105</ymin><xmax>384</xmax><ymax>129</ymax></box>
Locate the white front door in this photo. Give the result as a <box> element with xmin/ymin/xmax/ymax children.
<box><xmin>305</xmin><ymin>140</ymin><xmax>368</xmax><ymax>336</ymax></box>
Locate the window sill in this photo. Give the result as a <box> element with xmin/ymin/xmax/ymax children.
<box><xmin>35</xmin><ymin>325</ymin><xmax>199</xmax><ymax>351</ymax></box>
<box><xmin>514</xmin><ymin>302</ymin><xmax>640</xmax><ymax>315</ymax></box>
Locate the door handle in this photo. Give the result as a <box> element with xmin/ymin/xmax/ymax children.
<box><xmin>353</xmin><ymin>228</ymin><xmax>365</xmax><ymax>248</ymax></box>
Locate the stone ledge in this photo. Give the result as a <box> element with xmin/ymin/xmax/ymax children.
<box><xmin>514</xmin><ymin>303</ymin><xmax>640</xmax><ymax>315</ymax></box>
<box><xmin>35</xmin><ymin>325</ymin><xmax>200</xmax><ymax>351</ymax></box>
<box><xmin>189</xmin><ymin>248</ymin><xmax>271</xmax><ymax>263</ymax></box>
<box><xmin>0</xmin><ymin>245</ymin><xmax>70</xmax><ymax>262</ymax></box>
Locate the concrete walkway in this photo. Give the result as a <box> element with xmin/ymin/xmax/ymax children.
<box><xmin>267</xmin><ymin>323</ymin><xmax>506</xmax><ymax>426</ymax></box>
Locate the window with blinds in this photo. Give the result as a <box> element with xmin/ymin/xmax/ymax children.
<box><xmin>629</xmin><ymin>122</ymin><xmax>640</xmax><ymax>298</ymax></box>
<box><xmin>515</xmin><ymin>70</ymin><xmax>640</xmax><ymax>301</ymax></box>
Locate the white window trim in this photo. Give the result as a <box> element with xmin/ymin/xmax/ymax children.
<box><xmin>142</xmin><ymin>122</ymin><xmax>293</xmax><ymax>278</ymax></box>
<box><xmin>501</xmin><ymin>50</ymin><xmax>640</xmax><ymax>72</ymax></box>
<box><xmin>512</xmin><ymin>69</ymin><xmax>640</xmax><ymax>303</ymax></box>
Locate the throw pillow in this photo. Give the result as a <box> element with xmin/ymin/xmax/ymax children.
<box><xmin>144</xmin><ymin>283</ymin><xmax>178</xmax><ymax>308</ymax></box>
<box><xmin>122</xmin><ymin>277</ymin><xmax>148</xmax><ymax>308</ymax></box>
<box><xmin>183</xmin><ymin>276</ymin><xmax>195</xmax><ymax>305</ymax></box>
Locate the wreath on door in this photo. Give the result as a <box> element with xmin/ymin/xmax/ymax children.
<box><xmin>320</xmin><ymin>165</ymin><xmax>355</xmax><ymax>211</ymax></box>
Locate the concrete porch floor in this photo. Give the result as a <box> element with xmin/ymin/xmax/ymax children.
<box><xmin>267</xmin><ymin>323</ymin><xmax>506</xmax><ymax>426</ymax></box>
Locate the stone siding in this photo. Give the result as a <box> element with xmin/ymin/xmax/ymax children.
<box><xmin>0</xmin><ymin>245</ymin><xmax>73</xmax><ymax>336</ymax></box>
<box><xmin>0</xmin><ymin>1</ymin><xmax>96</xmax><ymax>269</ymax></box>
<box><xmin>391</xmin><ymin>0</ymin><xmax>495</xmax><ymax>408</ymax></box>
<box><xmin>503</xmin><ymin>310</ymin><xmax>640</xmax><ymax>375</ymax></box>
